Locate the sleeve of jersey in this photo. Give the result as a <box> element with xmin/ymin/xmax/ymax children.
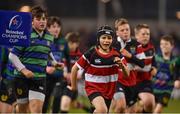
<box><xmin>76</xmin><ymin>55</ymin><xmax>89</xmax><ymax>70</ymax></box>
<box><xmin>131</xmin><ymin>55</ymin><xmax>145</xmax><ymax>68</ymax></box>
<box><xmin>130</xmin><ymin>40</ymin><xmax>145</xmax><ymax>68</ymax></box>
<box><xmin>121</xmin><ymin>56</ymin><xmax>127</xmax><ymax>66</ymax></box>
<box><xmin>151</xmin><ymin>56</ymin><xmax>157</xmax><ymax>67</ymax></box>
<box><xmin>11</xmin><ymin>46</ymin><xmax>25</xmax><ymax>57</ymax></box>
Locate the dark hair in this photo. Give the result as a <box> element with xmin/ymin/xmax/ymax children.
<box><xmin>114</xmin><ymin>18</ymin><xmax>129</xmax><ymax>30</ymax></box>
<box><xmin>47</xmin><ymin>16</ymin><xmax>62</xmax><ymax>28</ymax></box>
<box><xmin>134</xmin><ymin>24</ymin><xmax>149</xmax><ymax>34</ymax></box>
<box><xmin>31</xmin><ymin>6</ymin><xmax>48</xmax><ymax>19</ymax></box>
<box><xmin>160</xmin><ymin>35</ymin><xmax>174</xmax><ymax>45</ymax></box>
<box><xmin>66</xmin><ymin>32</ymin><xmax>80</xmax><ymax>43</ymax></box>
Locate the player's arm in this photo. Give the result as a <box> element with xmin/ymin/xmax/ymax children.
<box><xmin>174</xmin><ymin>60</ymin><xmax>180</xmax><ymax>88</ymax></box>
<box><xmin>70</xmin><ymin>63</ymin><xmax>79</xmax><ymax>91</ymax></box>
<box><xmin>9</xmin><ymin>52</ymin><xmax>34</xmax><ymax>78</ymax></box>
<box><xmin>114</xmin><ymin>57</ymin><xmax>130</xmax><ymax>77</ymax></box>
<box><xmin>150</xmin><ymin>56</ymin><xmax>157</xmax><ymax>77</ymax></box>
<box><xmin>49</xmin><ymin>52</ymin><xmax>64</xmax><ymax>69</ymax></box>
<box><xmin>121</xmin><ymin>48</ymin><xmax>145</xmax><ymax>68</ymax></box>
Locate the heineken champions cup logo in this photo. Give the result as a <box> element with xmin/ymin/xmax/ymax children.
<box><xmin>1</xmin><ymin>14</ymin><xmax>27</xmax><ymax>43</ymax></box>
<box><xmin>9</xmin><ymin>15</ymin><xmax>22</xmax><ymax>30</ymax></box>
<box><xmin>0</xmin><ymin>10</ymin><xmax>31</xmax><ymax>46</ymax></box>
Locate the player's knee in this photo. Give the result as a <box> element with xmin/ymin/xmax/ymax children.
<box><xmin>95</xmin><ymin>106</ymin><xmax>108</xmax><ymax>113</ymax></box>
<box><xmin>31</xmin><ymin>106</ymin><xmax>42</xmax><ymax>113</ymax></box>
<box><xmin>29</xmin><ymin>100</ymin><xmax>43</xmax><ymax>113</ymax></box>
<box><xmin>60</xmin><ymin>96</ymin><xmax>71</xmax><ymax>111</ymax></box>
<box><xmin>114</xmin><ymin>105</ymin><xmax>126</xmax><ymax>113</ymax></box>
<box><xmin>143</xmin><ymin>101</ymin><xmax>154</xmax><ymax>112</ymax></box>
<box><xmin>17</xmin><ymin>103</ymin><xmax>29</xmax><ymax>113</ymax></box>
<box><xmin>30</xmin><ymin>103</ymin><xmax>42</xmax><ymax>113</ymax></box>
<box><xmin>61</xmin><ymin>102</ymin><xmax>71</xmax><ymax>111</ymax></box>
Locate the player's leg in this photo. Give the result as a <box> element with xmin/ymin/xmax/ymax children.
<box><xmin>29</xmin><ymin>99</ymin><xmax>44</xmax><ymax>113</ymax></box>
<box><xmin>89</xmin><ymin>92</ymin><xmax>109</xmax><ymax>113</ymax></box>
<box><xmin>14</xmin><ymin>77</ymin><xmax>29</xmax><ymax>113</ymax></box>
<box><xmin>139</xmin><ymin>92</ymin><xmax>155</xmax><ymax>112</ymax></box>
<box><xmin>0</xmin><ymin>79</ymin><xmax>14</xmax><ymax>113</ymax></box>
<box><xmin>153</xmin><ymin>93</ymin><xmax>170</xmax><ymax>113</ymax></box>
<box><xmin>60</xmin><ymin>85</ymin><xmax>78</xmax><ymax>113</ymax></box>
<box><xmin>114</xmin><ymin>93</ymin><xmax>126</xmax><ymax>113</ymax></box>
<box><xmin>76</xmin><ymin>80</ymin><xmax>91</xmax><ymax>112</ymax></box>
<box><xmin>124</xmin><ymin>85</ymin><xmax>138</xmax><ymax>113</ymax></box>
<box><xmin>0</xmin><ymin>92</ymin><xmax>17</xmax><ymax>113</ymax></box>
<box><xmin>60</xmin><ymin>95</ymin><xmax>71</xmax><ymax>113</ymax></box>
<box><xmin>28</xmin><ymin>78</ymin><xmax>46</xmax><ymax>113</ymax></box>
<box><xmin>154</xmin><ymin>103</ymin><xmax>163</xmax><ymax>113</ymax></box>
<box><xmin>92</xmin><ymin>97</ymin><xmax>108</xmax><ymax>113</ymax></box>
<box><xmin>113</xmin><ymin>82</ymin><xmax>127</xmax><ymax>113</ymax></box>
<box><xmin>0</xmin><ymin>101</ymin><xmax>13</xmax><ymax>113</ymax></box>
<box><xmin>109</xmin><ymin>99</ymin><xmax>115</xmax><ymax>113</ymax></box>
<box><xmin>52</xmin><ymin>78</ymin><xmax>66</xmax><ymax>113</ymax></box>
<box><xmin>136</xmin><ymin>80</ymin><xmax>155</xmax><ymax>112</ymax></box>
<box><xmin>42</xmin><ymin>76</ymin><xmax>56</xmax><ymax>113</ymax></box>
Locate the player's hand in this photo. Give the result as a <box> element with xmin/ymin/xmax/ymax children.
<box><xmin>155</xmin><ymin>80</ymin><xmax>165</xmax><ymax>86</ymax></box>
<box><xmin>21</xmin><ymin>68</ymin><xmax>34</xmax><ymax>78</ymax></box>
<box><xmin>155</xmin><ymin>79</ymin><xmax>160</xmax><ymax>84</ymax></box>
<box><xmin>54</xmin><ymin>62</ymin><xmax>64</xmax><ymax>70</ymax></box>
<box><xmin>120</xmin><ymin>49</ymin><xmax>132</xmax><ymax>58</ymax></box>
<box><xmin>67</xmin><ymin>85</ymin><xmax>77</xmax><ymax>91</ymax></box>
<box><xmin>174</xmin><ymin>80</ymin><xmax>180</xmax><ymax>89</ymax></box>
<box><xmin>160</xmin><ymin>80</ymin><xmax>166</xmax><ymax>86</ymax></box>
<box><xmin>114</xmin><ymin>57</ymin><xmax>123</xmax><ymax>68</ymax></box>
<box><xmin>46</xmin><ymin>66</ymin><xmax>56</xmax><ymax>74</ymax></box>
<box><xmin>150</xmin><ymin>67</ymin><xmax>157</xmax><ymax>77</ymax></box>
<box><xmin>67</xmin><ymin>85</ymin><xmax>78</xmax><ymax>99</ymax></box>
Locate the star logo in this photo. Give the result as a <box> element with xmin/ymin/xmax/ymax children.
<box><xmin>9</xmin><ymin>15</ymin><xmax>22</xmax><ymax>30</ymax></box>
<box><xmin>12</xmin><ymin>18</ymin><xmax>18</xmax><ymax>25</ymax></box>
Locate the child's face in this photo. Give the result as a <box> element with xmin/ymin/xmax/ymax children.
<box><xmin>99</xmin><ymin>34</ymin><xmax>113</xmax><ymax>51</ymax></box>
<box><xmin>116</xmin><ymin>24</ymin><xmax>131</xmax><ymax>41</ymax></box>
<box><xmin>135</xmin><ymin>28</ymin><xmax>150</xmax><ymax>45</ymax></box>
<box><xmin>68</xmin><ymin>41</ymin><xmax>79</xmax><ymax>52</ymax></box>
<box><xmin>47</xmin><ymin>22</ymin><xmax>61</xmax><ymax>38</ymax></box>
<box><xmin>160</xmin><ymin>39</ymin><xmax>174</xmax><ymax>54</ymax></box>
<box><xmin>32</xmin><ymin>14</ymin><xmax>47</xmax><ymax>33</ymax></box>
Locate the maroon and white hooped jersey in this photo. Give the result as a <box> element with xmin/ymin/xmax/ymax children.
<box><xmin>114</xmin><ymin>38</ymin><xmax>144</xmax><ymax>86</ymax></box>
<box><xmin>135</xmin><ymin>42</ymin><xmax>155</xmax><ymax>83</ymax></box>
<box><xmin>75</xmin><ymin>46</ymin><xmax>126</xmax><ymax>99</ymax></box>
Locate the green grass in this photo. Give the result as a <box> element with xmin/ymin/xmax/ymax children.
<box><xmin>69</xmin><ymin>95</ymin><xmax>91</xmax><ymax>113</ymax></box>
<box><xmin>163</xmin><ymin>99</ymin><xmax>180</xmax><ymax>113</ymax></box>
<box><xmin>69</xmin><ymin>98</ymin><xmax>180</xmax><ymax>113</ymax></box>
<box><xmin>48</xmin><ymin>95</ymin><xmax>180</xmax><ymax>113</ymax></box>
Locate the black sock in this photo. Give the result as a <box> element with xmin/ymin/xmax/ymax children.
<box><xmin>90</xmin><ymin>106</ymin><xmax>95</xmax><ymax>113</ymax></box>
<box><xmin>60</xmin><ymin>110</ymin><xmax>68</xmax><ymax>113</ymax></box>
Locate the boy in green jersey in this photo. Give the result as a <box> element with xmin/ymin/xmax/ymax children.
<box><xmin>153</xmin><ymin>35</ymin><xmax>180</xmax><ymax>113</ymax></box>
<box><xmin>9</xmin><ymin>6</ymin><xmax>63</xmax><ymax>113</ymax></box>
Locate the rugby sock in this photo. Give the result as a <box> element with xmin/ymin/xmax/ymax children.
<box><xmin>60</xmin><ymin>110</ymin><xmax>68</xmax><ymax>113</ymax></box>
